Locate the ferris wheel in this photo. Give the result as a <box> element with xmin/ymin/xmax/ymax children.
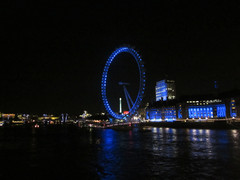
<box><xmin>101</xmin><ymin>47</ymin><xmax>146</xmax><ymax>120</ymax></box>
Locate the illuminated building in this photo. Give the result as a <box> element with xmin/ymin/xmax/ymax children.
<box><xmin>230</xmin><ymin>98</ymin><xmax>237</xmax><ymax>118</ymax></box>
<box><xmin>178</xmin><ymin>105</ymin><xmax>183</xmax><ymax>119</ymax></box>
<box><xmin>147</xmin><ymin>90</ymin><xmax>240</xmax><ymax>122</ymax></box>
<box><xmin>187</xmin><ymin>103</ymin><xmax>226</xmax><ymax>119</ymax></box>
<box><xmin>156</xmin><ymin>80</ymin><xmax>176</xmax><ymax>101</ymax></box>
<box><xmin>146</xmin><ymin>101</ymin><xmax>177</xmax><ymax>122</ymax></box>
<box><xmin>38</xmin><ymin>114</ymin><xmax>60</xmax><ymax>124</ymax></box>
<box><xmin>80</xmin><ymin>111</ymin><xmax>92</xmax><ymax>118</ymax></box>
<box><xmin>1</xmin><ymin>113</ymin><xmax>15</xmax><ymax>119</ymax></box>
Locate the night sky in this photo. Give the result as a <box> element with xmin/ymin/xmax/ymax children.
<box><xmin>1</xmin><ymin>1</ymin><xmax>240</xmax><ymax>114</ymax></box>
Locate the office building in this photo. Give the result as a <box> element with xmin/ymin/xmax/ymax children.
<box><xmin>147</xmin><ymin>90</ymin><xmax>240</xmax><ymax>122</ymax></box>
<box><xmin>156</xmin><ymin>79</ymin><xmax>176</xmax><ymax>101</ymax></box>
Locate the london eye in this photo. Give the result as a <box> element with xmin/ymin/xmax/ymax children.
<box><xmin>101</xmin><ymin>47</ymin><xmax>146</xmax><ymax>120</ymax></box>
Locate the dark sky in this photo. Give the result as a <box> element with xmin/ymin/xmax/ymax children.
<box><xmin>1</xmin><ymin>1</ymin><xmax>240</xmax><ymax>114</ymax></box>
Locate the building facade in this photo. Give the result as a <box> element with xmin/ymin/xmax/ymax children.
<box><xmin>156</xmin><ymin>80</ymin><xmax>176</xmax><ymax>101</ymax></box>
<box><xmin>147</xmin><ymin>91</ymin><xmax>240</xmax><ymax>122</ymax></box>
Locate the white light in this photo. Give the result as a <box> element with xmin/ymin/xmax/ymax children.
<box><xmin>119</xmin><ymin>97</ymin><xmax>122</xmax><ymax>113</ymax></box>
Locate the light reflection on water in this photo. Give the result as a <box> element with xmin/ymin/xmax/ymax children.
<box><xmin>96</xmin><ymin>128</ymin><xmax>240</xmax><ymax>179</ymax></box>
<box><xmin>1</xmin><ymin>127</ymin><xmax>240</xmax><ymax>179</ymax></box>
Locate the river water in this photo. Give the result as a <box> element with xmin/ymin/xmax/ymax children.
<box><xmin>0</xmin><ymin>126</ymin><xmax>240</xmax><ymax>179</ymax></box>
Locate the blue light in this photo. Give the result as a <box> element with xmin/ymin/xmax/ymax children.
<box><xmin>101</xmin><ymin>47</ymin><xmax>145</xmax><ymax>119</ymax></box>
<box><xmin>230</xmin><ymin>99</ymin><xmax>237</xmax><ymax>118</ymax></box>
<box><xmin>188</xmin><ymin>104</ymin><xmax>226</xmax><ymax>119</ymax></box>
<box><xmin>148</xmin><ymin>108</ymin><xmax>176</xmax><ymax>122</ymax></box>
<box><xmin>178</xmin><ymin>105</ymin><xmax>183</xmax><ymax>119</ymax></box>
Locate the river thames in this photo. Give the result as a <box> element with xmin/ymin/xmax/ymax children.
<box><xmin>0</xmin><ymin>126</ymin><xmax>240</xmax><ymax>179</ymax></box>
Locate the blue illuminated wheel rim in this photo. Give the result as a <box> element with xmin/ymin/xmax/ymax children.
<box><xmin>101</xmin><ymin>47</ymin><xmax>146</xmax><ymax>119</ymax></box>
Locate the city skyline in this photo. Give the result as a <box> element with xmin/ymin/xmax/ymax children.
<box><xmin>2</xmin><ymin>1</ymin><xmax>240</xmax><ymax>114</ymax></box>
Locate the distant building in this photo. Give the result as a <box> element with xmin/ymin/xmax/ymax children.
<box><xmin>80</xmin><ymin>111</ymin><xmax>92</xmax><ymax>118</ymax></box>
<box><xmin>1</xmin><ymin>113</ymin><xmax>15</xmax><ymax>119</ymax></box>
<box><xmin>156</xmin><ymin>79</ymin><xmax>176</xmax><ymax>101</ymax></box>
<box><xmin>147</xmin><ymin>90</ymin><xmax>240</xmax><ymax>122</ymax></box>
<box><xmin>39</xmin><ymin>114</ymin><xmax>60</xmax><ymax>124</ymax></box>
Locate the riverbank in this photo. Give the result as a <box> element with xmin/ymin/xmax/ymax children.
<box><xmin>1</xmin><ymin>121</ymin><xmax>240</xmax><ymax>130</ymax></box>
<box><xmin>138</xmin><ymin>121</ymin><xmax>240</xmax><ymax>129</ymax></box>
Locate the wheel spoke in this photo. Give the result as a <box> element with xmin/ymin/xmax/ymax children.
<box><xmin>101</xmin><ymin>47</ymin><xmax>146</xmax><ymax>120</ymax></box>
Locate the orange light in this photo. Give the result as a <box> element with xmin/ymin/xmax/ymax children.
<box><xmin>2</xmin><ymin>114</ymin><xmax>15</xmax><ymax>118</ymax></box>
